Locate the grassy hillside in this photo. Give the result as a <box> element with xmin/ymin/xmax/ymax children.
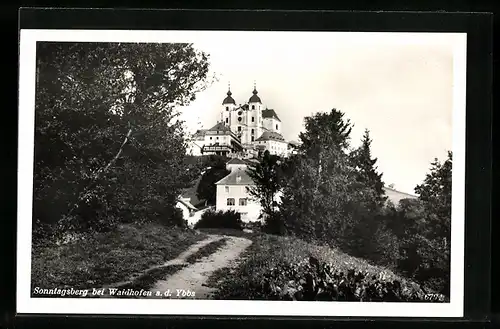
<box><xmin>31</xmin><ymin>223</ymin><xmax>206</xmax><ymax>292</ymax></box>
<box><xmin>206</xmin><ymin>232</ymin><xmax>444</xmax><ymax>302</ymax></box>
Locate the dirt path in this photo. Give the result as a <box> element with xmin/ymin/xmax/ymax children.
<box><xmin>150</xmin><ymin>235</ymin><xmax>253</xmax><ymax>299</ymax></box>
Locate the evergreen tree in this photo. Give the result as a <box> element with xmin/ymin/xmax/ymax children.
<box><xmin>351</xmin><ymin>129</ymin><xmax>387</xmax><ymax>210</ymax></box>
<box><xmin>298</xmin><ymin>108</ymin><xmax>353</xmax><ymax>159</ymax></box>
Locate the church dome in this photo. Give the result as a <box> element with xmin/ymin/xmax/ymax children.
<box><xmin>222</xmin><ymin>90</ymin><xmax>236</xmax><ymax>105</ymax></box>
<box><xmin>248</xmin><ymin>87</ymin><xmax>262</xmax><ymax>104</ymax></box>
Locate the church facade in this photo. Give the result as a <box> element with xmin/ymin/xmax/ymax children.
<box><xmin>187</xmin><ymin>84</ymin><xmax>291</xmax><ymax>158</ymax></box>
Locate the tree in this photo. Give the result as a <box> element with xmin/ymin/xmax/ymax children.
<box><xmin>196</xmin><ymin>156</ymin><xmax>230</xmax><ymax>205</ymax></box>
<box><xmin>34</xmin><ymin>42</ymin><xmax>211</xmax><ymax>234</ymax></box>
<box><xmin>351</xmin><ymin>129</ymin><xmax>387</xmax><ymax>211</ymax></box>
<box><xmin>298</xmin><ymin>108</ymin><xmax>353</xmax><ymax>158</ymax></box>
<box><xmin>247</xmin><ymin>151</ymin><xmax>284</xmax><ymax>233</ymax></box>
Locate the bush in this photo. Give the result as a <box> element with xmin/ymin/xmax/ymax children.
<box><xmin>194</xmin><ymin>209</ymin><xmax>244</xmax><ymax>230</ymax></box>
<box><xmin>256</xmin><ymin>256</ymin><xmax>446</xmax><ymax>302</ymax></box>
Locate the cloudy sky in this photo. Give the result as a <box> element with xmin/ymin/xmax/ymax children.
<box><xmin>178</xmin><ymin>31</ymin><xmax>462</xmax><ymax>195</ymax></box>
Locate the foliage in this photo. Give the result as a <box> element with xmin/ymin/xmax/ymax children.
<box><xmin>246</xmin><ymin>150</ymin><xmax>285</xmax><ymax>233</ymax></box>
<box><xmin>34</xmin><ymin>42</ymin><xmax>211</xmax><ymax>236</ymax></box>
<box><xmin>350</xmin><ymin>129</ymin><xmax>387</xmax><ymax>211</ymax></box>
<box><xmin>194</xmin><ymin>209</ymin><xmax>244</xmax><ymax>230</ymax></box>
<box><xmin>208</xmin><ymin>234</ymin><xmax>445</xmax><ymax>302</ymax></box>
<box><xmin>31</xmin><ymin>223</ymin><xmax>206</xmax><ymax>290</ymax></box>
<box><xmin>196</xmin><ymin>156</ymin><xmax>230</xmax><ymax>205</ymax></box>
<box><xmin>298</xmin><ymin>108</ymin><xmax>353</xmax><ymax>157</ymax></box>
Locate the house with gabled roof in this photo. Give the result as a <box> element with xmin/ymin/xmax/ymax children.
<box><xmin>215</xmin><ymin>159</ymin><xmax>261</xmax><ymax>222</ymax></box>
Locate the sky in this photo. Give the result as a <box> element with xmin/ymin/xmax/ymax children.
<box><xmin>177</xmin><ymin>31</ymin><xmax>460</xmax><ymax>195</ymax></box>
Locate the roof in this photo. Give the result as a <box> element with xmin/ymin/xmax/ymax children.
<box><xmin>383</xmin><ymin>186</ymin><xmax>418</xmax><ymax>205</ymax></box>
<box><xmin>227</xmin><ymin>158</ymin><xmax>247</xmax><ymax>165</ymax></box>
<box><xmin>262</xmin><ymin>109</ymin><xmax>281</xmax><ymax>122</ymax></box>
<box><xmin>177</xmin><ymin>199</ymin><xmax>198</xmax><ymax>211</ymax></box>
<box><xmin>207</xmin><ymin>122</ymin><xmax>232</xmax><ymax>133</ymax></box>
<box><xmin>248</xmin><ymin>88</ymin><xmax>262</xmax><ymax>103</ymax></box>
<box><xmin>215</xmin><ymin>168</ymin><xmax>254</xmax><ymax>185</ymax></box>
<box><xmin>222</xmin><ymin>90</ymin><xmax>236</xmax><ymax>105</ymax></box>
<box><xmin>255</xmin><ymin>131</ymin><xmax>286</xmax><ymax>142</ymax></box>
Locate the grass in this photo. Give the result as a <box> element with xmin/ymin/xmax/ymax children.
<box><xmin>206</xmin><ymin>233</ymin><xmax>420</xmax><ymax>300</ymax></box>
<box><xmin>31</xmin><ymin>223</ymin><xmax>207</xmax><ymax>292</ymax></box>
<box><xmin>185</xmin><ymin>238</ymin><xmax>228</xmax><ymax>264</ymax></box>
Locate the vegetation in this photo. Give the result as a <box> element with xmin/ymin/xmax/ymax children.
<box><xmin>196</xmin><ymin>155</ymin><xmax>230</xmax><ymax>205</ymax></box>
<box><xmin>193</xmin><ymin>209</ymin><xmax>244</xmax><ymax>230</ymax></box>
<box><xmin>245</xmin><ymin>108</ymin><xmax>452</xmax><ymax>297</ymax></box>
<box><xmin>34</xmin><ymin>42</ymin><xmax>212</xmax><ymax>239</ymax></box>
<box><xmin>31</xmin><ymin>224</ymin><xmax>206</xmax><ymax>291</ymax></box>
<box><xmin>207</xmin><ymin>234</ymin><xmax>445</xmax><ymax>301</ymax></box>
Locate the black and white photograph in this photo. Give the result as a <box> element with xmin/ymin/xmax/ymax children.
<box><xmin>17</xmin><ymin>28</ymin><xmax>466</xmax><ymax>317</ymax></box>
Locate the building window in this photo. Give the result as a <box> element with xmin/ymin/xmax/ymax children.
<box><xmin>238</xmin><ymin>117</ymin><xmax>242</xmax><ymax>122</ymax></box>
<box><xmin>239</xmin><ymin>198</ymin><xmax>247</xmax><ymax>206</ymax></box>
<box><xmin>225</xmin><ymin>118</ymin><xmax>228</xmax><ymax>123</ymax></box>
<box><xmin>210</xmin><ymin>137</ymin><xmax>212</xmax><ymax>140</ymax></box>
<box><xmin>225</xmin><ymin>186</ymin><xmax>229</xmax><ymax>193</ymax></box>
<box><xmin>252</xmin><ymin>117</ymin><xmax>255</xmax><ymax>122</ymax></box>
<box><xmin>238</xmin><ymin>126</ymin><xmax>241</xmax><ymax>132</ymax></box>
<box><xmin>252</xmin><ymin>105</ymin><xmax>255</xmax><ymax>110</ymax></box>
<box><xmin>227</xmin><ymin>198</ymin><xmax>235</xmax><ymax>206</ymax></box>
<box><xmin>216</xmin><ymin>137</ymin><xmax>219</xmax><ymax>140</ymax></box>
<box><xmin>276</xmin><ymin>124</ymin><xmax>278</xmax><ymax>130</ymax></box>
<box><xmin>251</xmin><ymin>136</ymin><xmax>254</xmax><ymax>142</ymax></box>
<box><xmin>251</xmin><ymin>129</ymin><xmax>254</xmax><ymax>134</ymax></box>
<box><xmin>226</xmin><ymin>106</ymin><xmax>229</xmax><ymax>111</ymax></box>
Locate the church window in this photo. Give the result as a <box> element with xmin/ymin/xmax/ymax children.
<box><xmin>239</xmin><ymin>198</ymin><xmax>247</xmax><ymax>206</ymax></box>
<box><xmin>238</xmin><ymin>117</ymin><xmax>242</xmax><ymax>122</ymax></box>
<box><xmin>251</xmin><ymin>136</ymin><xmax>254</xmax><ymax>142</ymax></box>
<box><xmin>252</xmin><ymin>105</ymin><xmax>255</xmax><ymax>110</ymax></box>
<box><xmin>226</xmin><ymin>118</ymin><xmax>228</xmax><ymax>123</ymax></box>
<box><xmin>238</xmin><ymin>126</ymin><xmax>241</xmax><ymax>132</ymax></box>
<box><xmin>210</xmin><ymin>137</ymin><xmax>212</xmax><ymax>140</ymax></box>
<box><xmin>251</xmin><ymin>129</ymin><xmax>254</xmax><ymax>134</ymax></box>
<box><xmin>227</xmin><ymin>198</ymin><xmax>235</xmax><ymax>206</ymax></box>
<box><xmin>252</xmin><ymin>117</ymin><xmax>255</xmax><ymax>122</ymax></box>
<box><xmin>276</xmin><ymin>124</ymin><xmax>278</xmax><ymax>130</ymax></box>
<box><xmin>216</xmin><ymin>137</ymin><xmax>219</xmax><ymax>140</ymax></box>
<box><xmin>225</xmin><ymin>186</ymin><xmax>229</xmax><ymax>193</ymax></box>
<box><xmin>226</xmin><ymin>106</ymin><xmax>229</xmax><ymax>111</ymax></box>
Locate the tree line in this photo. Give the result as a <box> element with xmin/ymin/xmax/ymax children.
<box><xmin>247</xmin><ymin>109</ymin><xmax>452</xmax><ymax>296</ymax></box>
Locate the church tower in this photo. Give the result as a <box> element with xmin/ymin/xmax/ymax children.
<box><xmin>221</xmin><ymin>83</ymin><xmax>236</xmax><ymax>126</ymax></box>
<box><xmin>247</xmin><ymin>82</ymin><xmax>262</xmax><ymax>144</ymax></box>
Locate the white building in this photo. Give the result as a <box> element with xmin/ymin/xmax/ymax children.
<box><xmin>215</xmin><ymin>163</ymin><xmax>261</xmax><ymax>223</ymax></box>
<box><xmin>176</xmin><ymin>197</ymin><xmax>198</xmax><ymax>221</ymax></box>
<box><xmin>187</xmin><ymin>84</ymin><xmax>289</xmax><ymax>158</ymax></box>
<box><xmin>186</xmin><ymin>122</ymin><xmax>244</xmax><ymax>157</ymax></box>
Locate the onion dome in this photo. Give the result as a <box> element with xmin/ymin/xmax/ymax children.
<box><xmin>248</xmin><ymin>84</ymin><xmax>262</xmax><ymax>103</ymax></box>
<box><xmin>222</xmin><ymin>89</ymin><xmax>236</xmax><ymax>105</ymax></box>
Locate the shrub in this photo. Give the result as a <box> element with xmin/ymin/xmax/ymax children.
<box><xmin>194</xmin><ymin>209</ymin><xmax>243</xmax><ymax>230</ymax></box>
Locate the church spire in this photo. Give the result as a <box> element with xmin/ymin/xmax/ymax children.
<box><xmin>222</xmin><ymin>81</ymin><xmax>236</xmax><ymax>105</ymax></box>
<box><xmin>249</xmin><ymin>80</ymin><xmax>262</xmax><ymax>103</ymax></box>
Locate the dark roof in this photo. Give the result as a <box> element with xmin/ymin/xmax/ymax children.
<box><xmin>222</xmin><ymin>90</ymin><xmax>236</xmax><ymax>105</ymax></box>
<box><xmin>215</xmin><ymin>168</ymin><xmax>254</xmax><ymax>185</ymax></box>
<box><xmin>262</xmin><ymin>109</ymin><xmax>281</xmax><ymax>122</ymax></box>
<box><xmin>207</xmin><ymin>122</ymin><xmax>232</xmax><ymax>133</ymax></box>
<box><xmin>227</xmin><ymin>158</ymin><xmax>247</xmax><ymax>165</ymax></box>
<box><xmin>255</xmin><ymin>131</ymin><xmax>286</xmax><ymax>142</ymax></box>
<box><xmin>248</xmin><ymin>88</ymin><xmax>262</xmax><ymax>104</ymax></box>
<box><xmin>177</xmin><ymin>199</ymin><xmax>198</xmax><ymax>211</ymax></box>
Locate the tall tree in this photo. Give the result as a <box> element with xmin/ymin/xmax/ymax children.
<box><xmin>247</xmin><ymin>151</ymin><xmax>284</xmax><ymax>232</ymax></box>
<box><xmin>351</xmin><ymin>129</ymin><xmax>387</xmax><ymax>210</ymax></box>
<box><xmin>298</xmin><ymin>108</ymin><xmax>353</xmax><ymax>158</ymax></box>
<box><xmin>196</xmin><ymin>156</ymin><xmax>230</xmax><ymax>205</ymax></box>
<box><xmin>34</xmin><ymin>42</ymin><xmax>211</xmax><ymax>233</ymax></box>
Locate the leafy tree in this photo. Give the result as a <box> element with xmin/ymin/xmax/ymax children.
<box><xmin>298</xmin><ymin>108</ymin><xmax>353</xmax><ymax>158</ymax></box>
<box><xmin>34</xmin><ymin>42</ymin><xmax>211</xmax><ymax>235</ymax></box>
<box><xmin>351</xmin><ymin>129</ymin><xmax>387</xmax><ymax>211</ymax></box>
<box><xmin>247</xmin><ymin>151</ymin><xmax>284</xmax><ymax>233</ymax></box>
<box><xmin>196</xmin><ymin>156</ymin><xmax>230</xmax><ymax>205</ymax></box>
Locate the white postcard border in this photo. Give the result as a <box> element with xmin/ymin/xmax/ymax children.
<box><xmin>17</xmin><ymin>29</ymin><xmax>467</xmax><ymax>317</ymax></box>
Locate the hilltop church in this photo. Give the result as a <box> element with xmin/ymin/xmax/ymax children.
<box><xmin>187</xmin><ymin>84</ymin><xmax>291</xmax><ymax>158</ymax></box>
